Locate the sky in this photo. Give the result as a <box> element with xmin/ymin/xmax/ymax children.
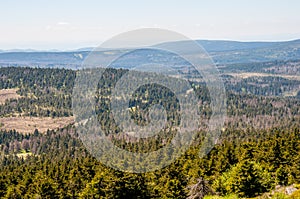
<box><xmin>1</xmin><ymin>0</ymin><xmax>300</xmax><ymax>50</ymax></box>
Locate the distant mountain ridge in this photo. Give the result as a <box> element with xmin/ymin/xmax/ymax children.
<box><xmin>0</xmin><ymin>39</ymin><xmax>300</xmax><ymax>67</ymax></box>
<box><xmin>2</xmin><ymin>39</ymin><xmax>299</xmax><ymax>53</ymax></box>
<box><xmin>197</xmin><ymin>39</ymin><xmax>300</xmax><ymax>52</ymax></box>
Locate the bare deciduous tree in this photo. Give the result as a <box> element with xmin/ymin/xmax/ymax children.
<box><xmin>187</xmin><ymin>178</ymin><xmax>214</xmax><ymax>199</ymax></box>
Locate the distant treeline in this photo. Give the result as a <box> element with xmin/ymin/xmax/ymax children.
<box><xmin>0</xmin><ymin>67</ymin><xmax>299</xmax><ymax>129</ymax></box>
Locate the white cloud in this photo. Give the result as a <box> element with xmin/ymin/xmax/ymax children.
<box><xmin>45</xmin><ymin>22</ymin><xmax>71</xmax><ymax>31</ymax></box>
<box><xmin>57</xmin><ymin>22</ymin><xmax>70</xmax><ymax>26</ymax></box>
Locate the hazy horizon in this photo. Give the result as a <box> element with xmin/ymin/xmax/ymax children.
<box><xmin>1</xmin><ymin>0</ymin><xmax>300</xmax><ymax>50</ymax></box>
<box><xmin>1</xmin><ymin>37</ymin><xmax>300</xmax><ymax>52</ymax></box>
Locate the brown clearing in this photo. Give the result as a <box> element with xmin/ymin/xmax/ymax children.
<box><xmin>0</xmin><ymin>116</ymin><xmax>75</xmax><ymax>134</ymax></box>
<box><xmin>0</xmin><ymin>88</ymin><xmax>21</xmax><ymax>104</ymax></box>
<box><xmin>227</xmin><ymin>72</ymin><xmax>300</xmax><ymax>81</ymax></box>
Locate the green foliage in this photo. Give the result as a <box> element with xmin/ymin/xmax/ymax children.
<box><xmin>270</xmin><ymin>192</ymin><xmax>289</xmax><ymax>199</ymax></box>
<box><xmin>289</xmin><ymin>189</ymin><xmax>300</xmax><ymax>199</ymax></box>
<box><xmin>204</xmin><ymin>194</ymin><xmax>239</xmax><ymax>199</ymax></box>
<box><xmin>0</xmin><ymin>67</ymin><xmax>74</xmax><ymax>117</ymax></box>
<box><xmin>214</xmin><ymin>160</ymin><xmax>272</xmax><ymax>197</ymax></box>
<box><xmin>0</xmin><ymin>67</ymin><xmax>298</xmax><ymax>198</ymax></box>
<box><xmin>0</xmin><ymin>126</ymin><xmax>297</xmax><ymax>198</ymax></box>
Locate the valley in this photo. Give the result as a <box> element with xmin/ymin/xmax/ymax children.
<box><xmin>0</xmin><ymin>40</ymin><xmax>299</xmax><ymax>198</ymax></box>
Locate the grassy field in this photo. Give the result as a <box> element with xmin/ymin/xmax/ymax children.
<box><xmin>227</xmin><ymin>72</ymin><xmax>300</xmax><ymax>81</ymax></box>
<box><xmin>204</xmin><ymin>185</ymin><xmax>300</xmax><ymax>199</ymax></box>
<box><xmin>0</xmin><ymin>88</ymin><xmax>21</xmax><ymax>104</ymax></box>
<box><xmin>0</xmin><ymin>116</ymin><xmax>74</xmax><ymax>134</ymax></box>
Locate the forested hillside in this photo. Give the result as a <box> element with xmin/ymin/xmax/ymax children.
<box><xmin>0</xmin><ymin>126</ymin><xmax>299</xmax><ymax>198</ymax></box>
<box><xmin>0</xmin><ymin>66</ymin><xmax>299</xmax><ymax>198</ymax></box>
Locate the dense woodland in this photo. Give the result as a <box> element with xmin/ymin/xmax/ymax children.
<box><xmin>0</xmin><ymin>66</ymin><xmax>299</xmax><ymax>198</ymax></box>
<box><xmin>0</xmin><ymin>67</ymin><xmax>74</xmax><ymax>117</ymax></box>
<box><xmin>221</xmin><ymin>59</ymin><xmax>300</xmax><ymax>75</ymax></box>
<box><xmin>0</xmin><ymin>67</ymin><xmax>299</xmax><ymax>128</ymax></box>
<box><xmin>0</xmin><ymin>126</ymin><xmax>299</xmax><ymax>198</ymax></box>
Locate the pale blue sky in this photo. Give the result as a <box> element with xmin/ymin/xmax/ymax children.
<box><xmin>1</xmin><ymin>0</ymin><xmax>300</xmax><ymax>50</ymax></box>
